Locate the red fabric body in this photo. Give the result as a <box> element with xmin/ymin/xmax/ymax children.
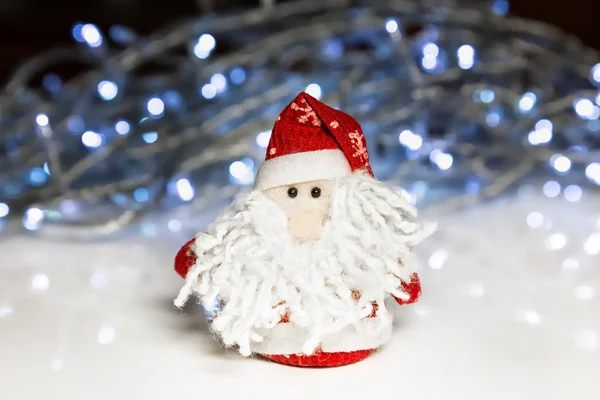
<box><xmin>174</xmin><ymin>238</ymin><xmax>197</xmax><ymax>279</ymax></box>
<box><xmin>266</xmin><ymin>92</ymin><xmax>374</xmax><ymax>177</ymax></box>
<box><xmin>264</xmin><ymin>349</ymin><xmax>374</xmax><ymax>367</ymax></box>
<box><xmin>393</xmin><ymin>273</ymin><xmax>422</xmax><ymax>305</ymax></box>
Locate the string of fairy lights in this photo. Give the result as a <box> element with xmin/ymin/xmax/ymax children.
<box><xmin>0</xmin><ymin>0</ymin><xmax>599</xmax><ymax>238</ymax></box>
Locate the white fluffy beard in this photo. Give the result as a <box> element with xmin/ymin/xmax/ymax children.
<box><xmin>175</xmin><ymin>172</ymin><xmax>436</xmax><ymax>356</ymax></box>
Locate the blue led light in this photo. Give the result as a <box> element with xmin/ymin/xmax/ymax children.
<box><xmin>133</xmin><ymin>188</ymin><xmax>150</xmax><ymax>202</ymax></box>
<box><xmin>322</xmin><ymin>39</ymin><xmax>344</xmax><ymax>59</ymax></box>
<box><xmin>142</xmin><ymin>132</ymin><xmax>158</xmax><ymax>144</ymax></box>
<box><xmin>479</xmin><ymin>89</ymin><xmax>495</xmax><ymax>104</ymax></box>
<box><xmin>486</xmin><ymin>111</ymin><xmax>500</xmax><ymax>127</ymax></box>
<box><xmin>72</xmin><ymin>24</ymin><xmax>85</xmax><ymax>42</ymax></box>
<box><xmin>29</xmin><ymin>167</ymin><xmax>48</xmax><ymax>186</ymax></box>
<box><xmin>492</xmin><ymin>0</ymin><xmax>509</xmax><ymax>16</ymax></box>
<box><xmin>230</xmin><ymin>67</ymin><xmax>246</xmax><ymax>85</ymax></box>
<box><xmin>42</xmin><ymin>74</ymin><xmax>62</xmax><ymax>93</ymax></box>
<box><xmin>67</xmin><ymin>116</ymin><xmax>85</xmax><ymax>134</ymax></box>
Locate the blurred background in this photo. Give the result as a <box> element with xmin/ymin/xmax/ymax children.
<box><xmin>0</xmin><ymin>1</ymin><xmax>599</xmax><ymax>399</ymax></box>
<box><xmin>1</xmin><ymin>0</ymin><xmax>600</xmax><ymax>82</ymax></box>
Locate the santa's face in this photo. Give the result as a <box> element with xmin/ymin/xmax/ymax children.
<box><xmin>263</xmin><ymin>179</ymin><xmax>335</xmax><ymax>243</ymax></box>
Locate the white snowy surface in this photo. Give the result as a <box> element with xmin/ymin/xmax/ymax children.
<box><xmin>1</xmin><ymin>190</ymin><xmax>599</xmax><ymax>400</ymax></box>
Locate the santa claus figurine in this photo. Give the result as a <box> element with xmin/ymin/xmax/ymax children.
<box><xmin>174</xmin><ymin>92</ymin><xmax>435</xmax><ymax>367</ymax></box>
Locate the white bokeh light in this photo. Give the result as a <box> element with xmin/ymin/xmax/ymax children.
<box><xmin>421</xmin><ymin>56</ymin><xmax>437</xmax><ymax>70</ymax></box>
<box><xmin>563</xmin><ymin>185</ymin><xmax>582</xmax><ymax>202</ymax></box>
<box><xmin>194</xmin><ymin>34</ymin><xmax>215</xmax><ymax>58</ymax></box>
<box><xmin>423</xmin><ymin>42</ymin><xmax>439</xmax><ymax>57</ymax></box>
<box><xmin>517</xmin><ymin>310</ymin><xmax>542</xmax><ymax>325</ymax></box>
<box><xmin>98</xmin><ymin>326</ymin><xmax>116</xmax><ymax>345</ymax></box>
<box><xmin>550</xmin><ymin>154</ymin><xmax>571</xmax><ymax>173</ymax></box>
<box><xmin>147</xmin><ymin>97</ymin><xmax>165</xmax><ymax>116</ymax></box>
<box><xmin>545</xmin><ymin>233</ymin><xmax>567</xmax><ymax>251</ymax></box>
<box><xmin>175</xmin><ymin>178</ymin><xmax>194</xmax><ymax>201</ymax></box>
<box><xmin>385</xmin><ymin>19</ymin><xmax>398</xmax><ymax>33</ymax></box>
<box><xmin>518</xmin><ymin>92</ymin><xmax>536</xmax><ymax>112</ymax></box>
<box><xmin>31</xmin><ymin>273</ymin><xmax>50</xmax><ymax>292</ymax></box>
<box><xmin>574</xmin><ymin>98</ymin><xmax>595</xmax><ymax>119</ymax></box>
<box><xmin>428</xmin><ymin>249</ymin><xmax>448</xmax><ymax>270</ymax></box>
<box><xmin>535</xmin><ymin>119</ymin><xmax>553</xmax><ymax>131</ymax></box>
<box><xmin>211</xmin><ymin>73</ymin><xmax>227</xmax><ymax>92</ymax></box>
<box><xmin>81</xmin><ymin>24</ymin><xmax>102</xmax><ymax>47</ymax></box>
<box><xmin>255</xmin><ymin>130</ymin><xmax>271</xmax><ymax>148</ymax></box>
<box><xmin>562</xmin><ymin>257</ymin><xmax>580</xmax><ymax>271</ymax></box>
<box><xmin>542</xmin><ymin>180</ymin><xmax>561</xmax><ymax>198</ymax></box>
<box><xmin>433</xmin><ymin>152</ymin><xmax>453</xmax><ymax>170</ymax></box>
<box><xmin>0</xmin><ymin>306</ymin><xmax>13</xmax><ymax>318</ymax></box>
<box><xmin>36</xmin><ymin>113</ymin><xmax>49</xmax><ymax>127</ymax></box>
<box><xmin>168</xmin><ymin>219</ymin><xmax>182</xmax><ymax>232</ymax></box>
<box><xmin>574</xmin><ymin>286</ymin><xmax>595</xmax><ymax>300</ymax></box>
<box><xmin>457</xmin><ymin>44</ymin><xmax>475</xmax><ymax>69</ymax></box>
<box><xmin>399</xmin><ymin>129</ymin><xmax>423</xmax><ymax>151</ymax></box>
<box><xmin>468</xmin><ymin>283</ymin><xmax>485</xmax><ymax>298</ymax></box>
<box><xmin>229</xmin><ymin>159</ymin><xmax>255</xmax><ymax>185</ymax></box>
<box><xmin>583</xmin><ymin>232</ymin><xmax>600</xmax><ymax>255</ymax></box>
<box><xmin>585</xmin><ymin>162</ymin><xmax>600</xmax><ymax>184</ymax></box>
<box><xmin>305</xmin><ymin>83</ymin><xmax>322</xmax><ymax>99</ymax></box>
<box><xmin>201</xmin><ymin>84</ymin><xmax>217</xmax><ymax>99</ymax></box>
<box><xmin>526</xmin><ymin>211</ymin><xmax>544</xmax><ymax>228</ymax></box>
<box><xmin>81</xmin><ymin>131</ymin><xmax>103</xmax><ymax>148</ymax></box>
<box><xmin>528</xmin><ymin>128</ymin><xmax>553</xmax><ymax>145</ymax></box>
<box><xmin>115</xmin><ymin>120</ymin><xmax>130</xmax><ymax>135</ymax></box>
<box><xmin>592</xmin><ymin>63</ymin><xmax>600</xmax><ymax>83</ymax></box>
<box><xmin>24</xmin><ymin>207</ymin><xmax>44</xmax><ymax>231</ymax></box>
<box><xmin>0</xmin><ymin>203</ymin><xmax>9</xmax><ymax>218</ymax></box>
<box><xmin>97</xmin><ymin>80</ymin><xmax>118</xmax><ymax>100</ymax></box>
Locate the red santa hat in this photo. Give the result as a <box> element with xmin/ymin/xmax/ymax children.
<box><xmin>254</xmin><ymin>92</ymin><xmax>374</xmax><ymax>191</ymax></box>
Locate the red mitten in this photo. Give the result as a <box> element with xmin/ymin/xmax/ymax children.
<box><xmin>174</xmin><ymin>238</ymin><xmax>197</xmax><ymax>279</ymax></box>
<box><xmin>393</xmin><ymin>273</ymin><xmax>422</xmax><ymax>305</ymax></box>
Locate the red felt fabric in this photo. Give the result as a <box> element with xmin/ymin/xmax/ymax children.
<box><xmin>266</xmin><ymin>92</ymin><xmax>374</xmax><ymax>177</ymax></box>
<box><xmin>393</xmin><ymin>273</ymin><xmax>422</xmax><ymax>305</ymax></box>
<box><xmin>263</xmin><ymin>349</ymin><xmax>374</xmax><ymax>367</ymax></box>
<box><xmin>174</xmin><ymin>238</ymin><xmax>197</xmax><ymax>278</ymax></box>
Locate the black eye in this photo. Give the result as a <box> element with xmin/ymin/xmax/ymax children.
<box><xmin>287</xmin><ymin>187</ymin><xmax>298</xmax><ymax>198</ymax></box>
<box><xmin>311</xmin><ymin>187</ymin><xmax>321</xmax><ymax>198</ymax></box>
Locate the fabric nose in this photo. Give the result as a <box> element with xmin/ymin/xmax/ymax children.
<box><xmin>288</xmin><ymin>211</ymin><xmax>327</xmax><ymax>243</ymax></box>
